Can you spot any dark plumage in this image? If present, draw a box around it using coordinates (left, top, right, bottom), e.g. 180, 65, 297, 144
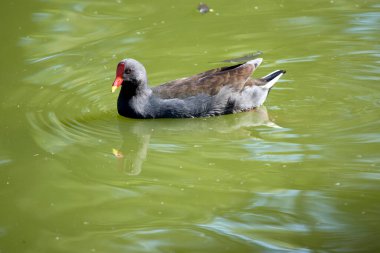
112, 58, 285, 119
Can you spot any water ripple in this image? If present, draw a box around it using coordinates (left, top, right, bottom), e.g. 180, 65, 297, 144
26, 111, 118, 154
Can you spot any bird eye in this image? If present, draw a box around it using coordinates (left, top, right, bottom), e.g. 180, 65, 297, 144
124, 68, 131, 74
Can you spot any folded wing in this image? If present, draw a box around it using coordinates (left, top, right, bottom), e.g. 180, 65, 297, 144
152, 60, 261, 99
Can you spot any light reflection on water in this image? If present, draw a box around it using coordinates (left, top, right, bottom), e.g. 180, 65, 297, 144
26, 106, 287, 174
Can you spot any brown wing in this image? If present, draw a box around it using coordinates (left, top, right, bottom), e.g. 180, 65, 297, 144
152, 62, 255, 99
244, 78, 269, 87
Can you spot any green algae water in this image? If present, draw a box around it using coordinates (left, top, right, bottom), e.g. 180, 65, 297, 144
1, 1, 380, 252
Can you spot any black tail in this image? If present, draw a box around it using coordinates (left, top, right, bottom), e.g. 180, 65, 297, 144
262, 70, 286, 82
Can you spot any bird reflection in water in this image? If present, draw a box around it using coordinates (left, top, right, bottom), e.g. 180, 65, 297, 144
113, 106, 280, 175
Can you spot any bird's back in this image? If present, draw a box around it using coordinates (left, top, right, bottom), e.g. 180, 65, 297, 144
152, 61, 257, 99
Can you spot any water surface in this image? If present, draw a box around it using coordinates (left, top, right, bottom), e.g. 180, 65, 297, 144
1, 1, 380, 252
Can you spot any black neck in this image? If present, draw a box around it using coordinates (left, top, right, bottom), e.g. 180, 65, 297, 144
117, 80, 151, 118
119, 80, 149, 99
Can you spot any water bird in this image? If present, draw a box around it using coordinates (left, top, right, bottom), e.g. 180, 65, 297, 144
112, 58, 285, 119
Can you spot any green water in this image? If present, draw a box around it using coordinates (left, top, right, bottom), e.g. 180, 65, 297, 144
1, 1, 380, 252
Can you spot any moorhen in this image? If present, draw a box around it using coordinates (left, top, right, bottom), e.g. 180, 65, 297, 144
112, 58, 285, 119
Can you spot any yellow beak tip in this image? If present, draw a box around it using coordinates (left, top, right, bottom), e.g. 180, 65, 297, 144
112, 86, 118, 93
